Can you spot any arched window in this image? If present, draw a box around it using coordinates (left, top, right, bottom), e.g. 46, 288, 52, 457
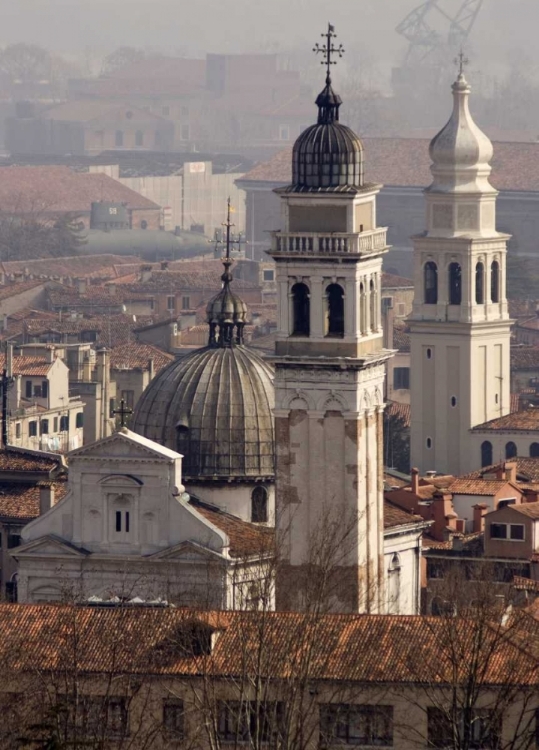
291, 283, 310, 336
481, 441, 493, 467
251, 486, 268, 523
475, 262, 484, 304
424, 262, 438, 304
449, 262, 462, 305
530, 443, 539, 458
176, 424, 189, 456
369, 279, 376, 332
325, 283, 344, 337
505, 441, 517, 459
491, 261, 500, 303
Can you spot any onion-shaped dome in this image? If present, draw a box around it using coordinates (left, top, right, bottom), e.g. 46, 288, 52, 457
429, 73, 495, 194
206, 259, 248, 347
291, 78, 364, 192
131, 346, 274, 480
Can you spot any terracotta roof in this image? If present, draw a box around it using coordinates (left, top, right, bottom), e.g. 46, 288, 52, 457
517, 317, 539, 332
0, 281, 44, 301
22, 313, 156, 348
448, 478, 515, 496
109, 342, 173, 373
119, 268, 260, 293
508, 299, 538, 320
472, 409, 539, 432
0, 167, 159, 215
384, 499, 424, 529
381, 272, 413, 289
189, 497, 273, 558
0, 449, 61, 472
1, 255, 140, 281
0, 604, 534, 684
0, 482, 67, 521
240, 138, 539, 193
506, 502, 539, 519
0, 354, 53, 377
511, 346, 539, 369
386, 400, 411, 427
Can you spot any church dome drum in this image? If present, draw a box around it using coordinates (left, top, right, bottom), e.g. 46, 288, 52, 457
131, 346, 274, 480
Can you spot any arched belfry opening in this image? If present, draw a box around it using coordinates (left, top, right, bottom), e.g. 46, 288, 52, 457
449, 262, 462, 305
325, 283, 345, 337
475, 262, 484, 304
424, 262, 438, 304
491, 261, 500, 303
291, 283, 310, 336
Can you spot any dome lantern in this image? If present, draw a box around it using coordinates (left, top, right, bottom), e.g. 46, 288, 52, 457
206, 199, 248, 347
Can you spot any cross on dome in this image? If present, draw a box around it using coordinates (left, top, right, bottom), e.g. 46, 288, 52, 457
313, 23, 345, 85
454, 49, 469, 78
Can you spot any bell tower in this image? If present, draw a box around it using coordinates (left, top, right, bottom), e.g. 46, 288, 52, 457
409, 62, 512, 476
270, 25, 392, 613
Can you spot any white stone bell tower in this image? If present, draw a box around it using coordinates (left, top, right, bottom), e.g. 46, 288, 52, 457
270, 25, 392, 614
409, 66, 511, 476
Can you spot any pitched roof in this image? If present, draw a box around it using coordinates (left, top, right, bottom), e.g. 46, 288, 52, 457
41, 101, 165, 123
0, 167, 159, 215
472, 409, 539, 432
1, 255, 140, 281
189, 497, 273, 558
516, 317, 539, 332
381, 272, 413, 289
239, 138, 539, 193
0, 280, 44, 301
0, 481, 67, 521
393, 324, 411, 352
448, 478, 516, 496
0, 604, 534, 685
383, 499, 424, 529
22, 313, 156, 348
109, 342, 174, 373
504, 502, 539, 519
386, 400, 411, 427
0, 448, 61, 472
0, 354, 54, 377
511, 346, 539, 370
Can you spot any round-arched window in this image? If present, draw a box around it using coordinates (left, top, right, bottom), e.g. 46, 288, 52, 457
481, 441, 493, 467
505, 441, 517, 460
530, 443, 539, 458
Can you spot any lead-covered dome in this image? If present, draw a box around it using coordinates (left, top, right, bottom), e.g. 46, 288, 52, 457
291, 79, 364, 192
132, 345, 274, 481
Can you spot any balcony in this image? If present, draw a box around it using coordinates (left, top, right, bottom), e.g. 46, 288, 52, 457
271, 228, 388, 257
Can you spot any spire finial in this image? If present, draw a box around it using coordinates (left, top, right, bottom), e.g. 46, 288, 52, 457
313, 22, 344, 86
454, 49, 469, 78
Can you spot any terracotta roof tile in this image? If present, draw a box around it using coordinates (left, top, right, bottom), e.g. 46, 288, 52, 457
189, 497, 273, 558
0, 281, 44, 301
386, 400, 411, 427
392, 324, 410, 352
507, 502, 539, 519
1, 255, 140, 281
0, 354, 53, 377
384, 499, 424, 529
448, 478, 513, 496
0, 449, 61, 472
472, 409, 539, 432
109, 342, 173, 373
381, 272, 413, 288
511, 346, 539, 369
517, 317, 539, 332
23, 313, 155, 348
511, 393, 522, 413
0, 482, 67, 521
240, 138, 539, 193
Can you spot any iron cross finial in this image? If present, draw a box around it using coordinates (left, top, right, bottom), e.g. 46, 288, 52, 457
113, 398, 133, 428
455, 49, 469, 76
313, 23, 344, 84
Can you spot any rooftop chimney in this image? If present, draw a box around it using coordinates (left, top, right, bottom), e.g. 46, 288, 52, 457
39, 483, 55, 515
411, 467, 419, 495
473, 503, 488, 533
505, 461, 517, 484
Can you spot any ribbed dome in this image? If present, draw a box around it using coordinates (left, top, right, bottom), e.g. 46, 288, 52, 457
291, 80, 364, 192
131, 346, 274, 480
429, 73, 495, 194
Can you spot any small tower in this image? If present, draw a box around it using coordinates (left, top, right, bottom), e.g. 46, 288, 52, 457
269, 25, 392, 613
409, 60, 512, 476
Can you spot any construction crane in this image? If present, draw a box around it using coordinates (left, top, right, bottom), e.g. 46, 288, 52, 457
396, 0, 483, 67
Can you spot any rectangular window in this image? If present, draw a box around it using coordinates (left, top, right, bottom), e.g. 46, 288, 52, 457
7, 534, 21, 549
76, 412, 84, 429
490, 523, 507, 539
60, 415, 69, 432
41, 419, 49, 435
263, 269, 275, 281
393, 367, 410, 390
125, 511, 130, 533
428, 707, 500, 749
510, 524, 525, 541
25, 380, 32, 399
180, 105, 189, 117
115, 511, 130, 534
218, 701, 285, 744
182, 296, 190, 310
135, 130, 144, 146
320, 705, 393, 747
41, 380, 48, 398
53, 417, 58, 433
28, 421, 37, 437
15, 423, 21, 439
116, 511, 122, 533
68, 696, 128, 739
427, 559, 444, 580
163, 700, 184, 737
167, 295, 175, 311
33, 385, 42, 398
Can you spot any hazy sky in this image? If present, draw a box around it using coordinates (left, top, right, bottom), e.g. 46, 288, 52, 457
1, 0, 534, 71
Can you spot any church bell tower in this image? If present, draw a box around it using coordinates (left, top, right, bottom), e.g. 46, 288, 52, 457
269, 26, 392, 613
409, 61, 512, 476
